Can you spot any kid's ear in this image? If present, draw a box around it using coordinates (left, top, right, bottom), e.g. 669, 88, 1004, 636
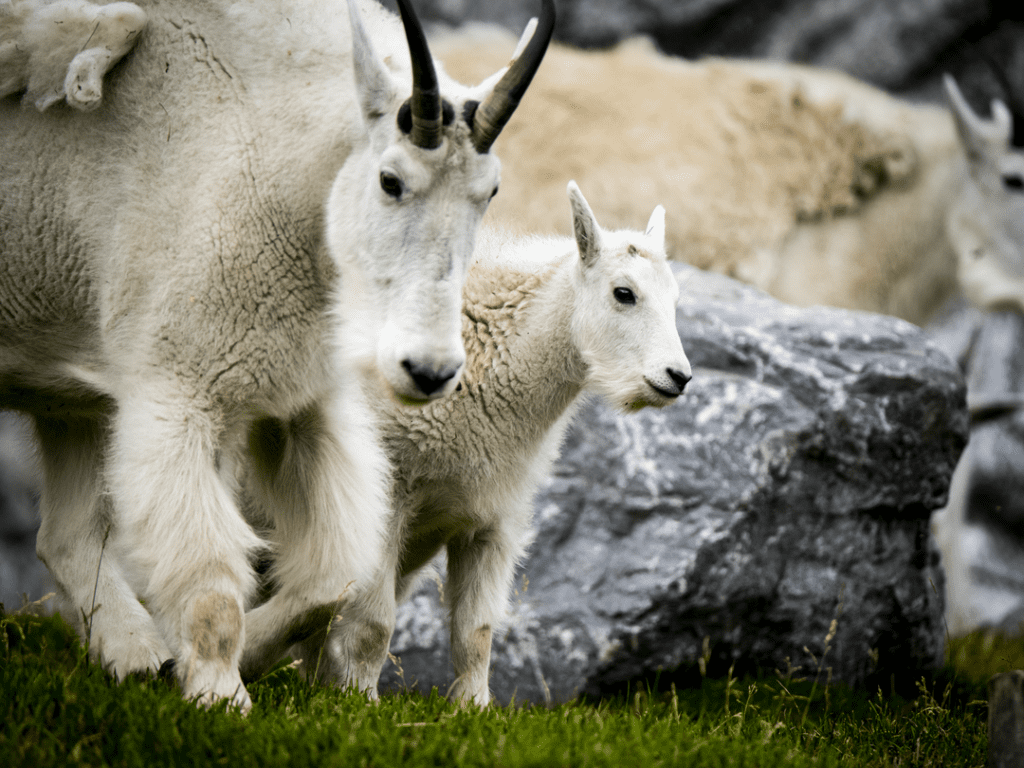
568, 180, 602, 265
348, 0, 398, 123
646, 205, 666, 249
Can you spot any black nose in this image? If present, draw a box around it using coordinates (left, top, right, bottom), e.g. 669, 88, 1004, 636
667, 367, 691, 394
402, 359, 459, 397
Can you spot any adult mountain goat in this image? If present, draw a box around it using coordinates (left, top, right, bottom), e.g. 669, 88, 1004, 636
298, 181, 690, 705
434, 28, 1024, 325
0, 0, 554, 710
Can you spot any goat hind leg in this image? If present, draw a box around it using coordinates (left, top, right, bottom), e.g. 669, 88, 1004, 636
33, 416, 171, 677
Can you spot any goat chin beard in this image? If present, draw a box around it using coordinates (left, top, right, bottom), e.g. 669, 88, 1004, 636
620, 389, 663, 412
587, 373, 666, 413
622, 384, 681, 412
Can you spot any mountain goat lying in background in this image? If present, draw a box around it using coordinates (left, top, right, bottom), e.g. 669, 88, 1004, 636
434, 27, 1024, 326
927, 74, 1024, 636
286, 181, 691, 705
0, 0, 553, 711
0, 0, 147, 110
941, 74, 1024, 315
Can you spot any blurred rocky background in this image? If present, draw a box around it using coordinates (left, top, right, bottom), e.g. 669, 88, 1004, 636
0, 412, 45, 610
394, 0, 1024, 108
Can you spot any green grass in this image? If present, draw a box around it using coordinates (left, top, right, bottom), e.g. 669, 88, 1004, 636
1, 603, 1010, 768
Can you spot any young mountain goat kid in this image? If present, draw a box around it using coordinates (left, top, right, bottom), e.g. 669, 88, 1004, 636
312, 181, 691, 705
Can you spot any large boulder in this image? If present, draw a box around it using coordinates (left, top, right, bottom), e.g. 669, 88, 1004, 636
379, 265, 968, 704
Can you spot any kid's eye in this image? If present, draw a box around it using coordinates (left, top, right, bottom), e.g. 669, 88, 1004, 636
380, 172, 403, 199
613, 287, 636, 305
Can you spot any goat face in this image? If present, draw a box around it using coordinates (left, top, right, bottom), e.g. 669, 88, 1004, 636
945, 74, 1024, 312
567, 181, 692, 411
328, 0, 553, 404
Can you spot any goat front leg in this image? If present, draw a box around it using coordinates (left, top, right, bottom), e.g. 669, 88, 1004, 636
107, 388, 261, 712
445, 522, 521, 707
240, 391, 390, 691
34, 415, 172, 677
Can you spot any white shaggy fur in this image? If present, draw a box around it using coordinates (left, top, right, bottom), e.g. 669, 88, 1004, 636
0, 0, 147, 111
1, 0, 550, 711
322, 182, 691, 705
433, 28, 1024, 325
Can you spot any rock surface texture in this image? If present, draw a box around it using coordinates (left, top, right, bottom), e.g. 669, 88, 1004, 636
379, 265, 968, 704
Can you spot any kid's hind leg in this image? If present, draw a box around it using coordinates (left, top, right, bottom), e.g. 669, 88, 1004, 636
33, 416, 172, 677
241, 392, 390, 691
107, 389, 261, 712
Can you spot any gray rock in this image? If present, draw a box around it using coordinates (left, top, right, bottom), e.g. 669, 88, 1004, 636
380, 265, 968, 704
0, 411, 49, 611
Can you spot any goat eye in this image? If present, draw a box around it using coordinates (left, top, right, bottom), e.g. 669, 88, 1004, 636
489, 185, 499, 201
1003, 173, 1024, 192
380, 172, 403, 199
613, 287, 636, 305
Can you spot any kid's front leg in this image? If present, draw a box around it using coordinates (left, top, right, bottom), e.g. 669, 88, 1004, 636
445, 523, 520, 707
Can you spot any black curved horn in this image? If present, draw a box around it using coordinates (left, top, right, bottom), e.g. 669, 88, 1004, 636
469, 0, 555, 154
395, 0, 442, 149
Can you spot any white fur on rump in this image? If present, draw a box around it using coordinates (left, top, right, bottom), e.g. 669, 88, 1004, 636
0, 0, 147, 111
1, 0, 549, 712
330, 182, 691, 706
433, 27, 1024, 326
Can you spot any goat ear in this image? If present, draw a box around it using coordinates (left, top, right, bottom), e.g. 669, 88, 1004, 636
944, 74, 1011, 165
645, 205, 666, 249
348, 0, 397, 123
568, 181, 602, 265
